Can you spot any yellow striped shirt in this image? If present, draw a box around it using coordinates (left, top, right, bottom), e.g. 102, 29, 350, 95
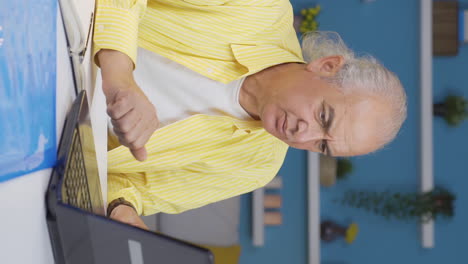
94, 0, 304, 83
94, 0, 303, 215
107, 115, 288, 215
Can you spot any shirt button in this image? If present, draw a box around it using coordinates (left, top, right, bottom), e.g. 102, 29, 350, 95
97, 24, 105, 32
207, 68, 214, 74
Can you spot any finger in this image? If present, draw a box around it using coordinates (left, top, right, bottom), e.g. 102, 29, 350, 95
107, 102, 133, 120
117, 117, 148, 149
111, 109, 141, 134
128, 218, 149, 230
130, 121, 158, 152
107, 91, 134, 119
113, 126, 138, 148
131, 147, 147, 162
128, 120, 158, 162
137, 222, 150, 230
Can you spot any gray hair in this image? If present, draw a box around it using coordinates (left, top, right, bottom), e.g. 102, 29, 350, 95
302, 31, 407, 150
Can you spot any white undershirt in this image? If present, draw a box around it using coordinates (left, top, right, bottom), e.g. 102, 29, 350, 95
129, 47, 253, 128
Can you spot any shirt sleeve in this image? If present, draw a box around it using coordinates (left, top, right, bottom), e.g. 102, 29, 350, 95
107, 139, 285, 216
93, 0, 147, 67
107, 172, 144, 215
108, 166, 266, 216
181, 0, 229, 5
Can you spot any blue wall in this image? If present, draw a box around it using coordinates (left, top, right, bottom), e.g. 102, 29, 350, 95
240, 1, 468, 263
239, 148, 308, 264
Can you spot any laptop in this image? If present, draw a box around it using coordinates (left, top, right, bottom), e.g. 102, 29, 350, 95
46, 90, 214, 264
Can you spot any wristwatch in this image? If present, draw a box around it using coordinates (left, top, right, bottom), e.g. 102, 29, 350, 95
107, 197, 137, 216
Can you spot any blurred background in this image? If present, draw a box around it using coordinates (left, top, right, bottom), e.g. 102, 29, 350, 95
238, 1, 468, 264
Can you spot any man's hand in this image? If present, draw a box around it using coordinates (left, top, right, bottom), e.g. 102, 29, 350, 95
98, 49, 159, 161
105, 79, 158, 161
109, 204, 149, 230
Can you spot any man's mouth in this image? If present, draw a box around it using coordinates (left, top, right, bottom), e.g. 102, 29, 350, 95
282, 114, 287, 136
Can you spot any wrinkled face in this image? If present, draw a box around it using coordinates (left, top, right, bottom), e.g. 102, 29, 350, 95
259, 62, 389, 157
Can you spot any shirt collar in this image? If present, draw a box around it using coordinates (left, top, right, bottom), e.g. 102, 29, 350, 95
230, 43, 305, 78
232, 118, 263, 130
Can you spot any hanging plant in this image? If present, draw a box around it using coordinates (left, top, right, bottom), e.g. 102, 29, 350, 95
433, 94, 468, 126
338, 187, 455, 222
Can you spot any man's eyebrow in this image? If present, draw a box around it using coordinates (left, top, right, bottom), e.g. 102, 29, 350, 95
325, 103, 335, 133
324, 103, 335, 157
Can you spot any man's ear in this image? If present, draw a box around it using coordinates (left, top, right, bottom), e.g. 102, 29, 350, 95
306, 56, 345, 77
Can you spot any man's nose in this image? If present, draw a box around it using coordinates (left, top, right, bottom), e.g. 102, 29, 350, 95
288, 120, 322, 143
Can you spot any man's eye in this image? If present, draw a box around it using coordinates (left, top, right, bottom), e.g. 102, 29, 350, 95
320, 140, 327, 153
320, 111, 326, 124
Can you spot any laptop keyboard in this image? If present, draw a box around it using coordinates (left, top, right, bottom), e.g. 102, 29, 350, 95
62, 130, 93, 212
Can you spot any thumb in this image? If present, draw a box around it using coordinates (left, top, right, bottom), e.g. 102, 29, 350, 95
131, 147, 148, 162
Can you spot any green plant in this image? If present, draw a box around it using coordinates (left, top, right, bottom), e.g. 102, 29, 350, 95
299, 5, 321, 34
339, 187, 455, 222
433, 95, 468, 126
336, 158, 353, 180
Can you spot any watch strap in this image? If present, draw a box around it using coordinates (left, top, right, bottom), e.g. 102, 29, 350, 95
107, 197, 137, 216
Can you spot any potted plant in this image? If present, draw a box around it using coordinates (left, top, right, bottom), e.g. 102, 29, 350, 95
336, 158, 353, 180
321, 220, 359, 244
433, 94, 468, 126
294, 5, 321, 34
338, 187, 455, 222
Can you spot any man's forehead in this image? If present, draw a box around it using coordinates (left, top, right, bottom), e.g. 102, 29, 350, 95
326, 94, 350, 156
341, 96, 387, 156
